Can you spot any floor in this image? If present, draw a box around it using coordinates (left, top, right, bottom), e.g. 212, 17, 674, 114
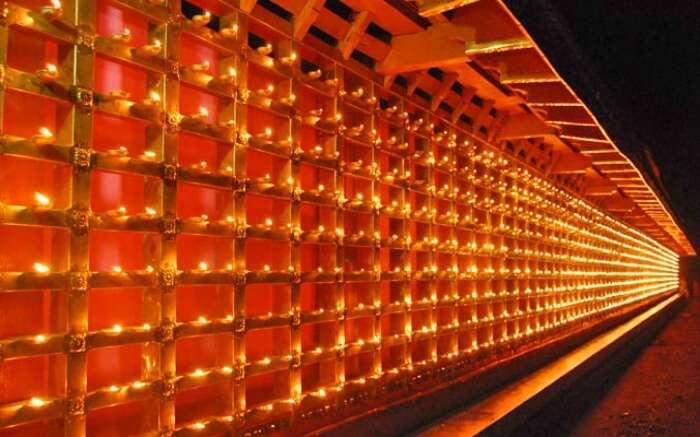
410, 297, 700, 437
566, 297, 700, 437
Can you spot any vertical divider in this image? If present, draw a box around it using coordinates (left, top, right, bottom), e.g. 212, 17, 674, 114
233, 9, 250, 431
65, 2, 95, 435
334, 63, 346, 401
158, 0, 182, 432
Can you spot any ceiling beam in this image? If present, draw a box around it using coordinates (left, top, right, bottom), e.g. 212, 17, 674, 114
339, 10, 373, 60
240, 0, 257, 13
407, 70, 428, 95
384, 74, 396, 89
583, 182, 618, 197
464, 37, 533, 55
377, 23, 475, 75
495, 113, 557, 141
472, 99, 494, 134
501, 75, 559, 84
451, 85, 476, 123
603, 194, 636, 212
560, 134, 609, 143
549, 152, 592, 175
417, 0, 481, 17
293, 0, 325, 40
430, 72, 458, 111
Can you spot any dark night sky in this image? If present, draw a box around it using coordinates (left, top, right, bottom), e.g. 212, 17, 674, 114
550, 1, 700, 252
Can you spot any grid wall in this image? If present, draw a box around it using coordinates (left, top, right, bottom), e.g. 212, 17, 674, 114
0, 0, 680, 435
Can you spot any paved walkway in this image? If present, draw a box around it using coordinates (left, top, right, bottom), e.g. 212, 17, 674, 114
567, 298, 700, 437
410, 297, 700, 437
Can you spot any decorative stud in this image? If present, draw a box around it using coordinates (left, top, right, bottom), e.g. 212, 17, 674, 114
71, 86, 93, 110
69, 271, 89, 294
162, 164, 177, 183
165, 112, 181, 134
161, 214, 178, 238
158, 320, 175, 343
233, 317, 245, 333
69, 208, 90, 235
161, 377, 176, 400
66, 396, 85, 416
71, 146, 92, 169
77, 29, 95, 50
65, 333, 86, 353
159, 268, 177, 291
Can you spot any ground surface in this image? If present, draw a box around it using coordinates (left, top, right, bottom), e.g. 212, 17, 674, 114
411, 298, 700, 437
565, 298, 700, 437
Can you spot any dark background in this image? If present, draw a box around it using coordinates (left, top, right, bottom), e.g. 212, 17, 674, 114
553, 1, 700, 280
507, 0, 700, 278
553, 1, 700, 248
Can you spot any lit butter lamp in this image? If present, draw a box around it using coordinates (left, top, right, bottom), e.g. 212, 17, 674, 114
255, 83, 275, 98
305, 68, 322, 80
181, 60, 214, 91
208, 66, 237, 90
256, 43, 273, 56
31, 127, 55, 145
106, 205, 128, 217
189, 160, 211, 174
33, 192, 51, 208
302, 108, 323, 125
129, 90, 163, 119
98, 89, 134, 115
111, 28, 132, 44
34, 63, 68, 96
132, 39, 162, 58
180, 106, 211, 132
270, 92, 296, 113
106, 145, 130, 157
382, 104, 399, 117
253, 173, 275, 191
278, 92, 296, 107
41, 0, 63, 19
254, 127, 275, 144
191, 11, 211, 28
324, 77, 339, 89
35, 63, 58, 84
219, 23, 239, 39
278, 51, 297, 66
318, 113, 342, 131
344, 123, 365, 138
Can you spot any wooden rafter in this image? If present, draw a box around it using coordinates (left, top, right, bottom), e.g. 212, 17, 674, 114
450, 85, 476, 123
549, 152, 592, 175
339, 10, 372, 60
488, 111, 508, 142
500, 75, 559, 84
583, 181, 618, 196
293, 0, 325, 40
430, 72, 458, 111
407, 70, 428, 95
464, 37, 533, 55
603, 194, 636, 212
240, 0, 257, 13
495, 113, 557, 141
417, 0, 482, 17
377, 23, 475, 75
472, 98, 494, 134
384, 74, 397, 89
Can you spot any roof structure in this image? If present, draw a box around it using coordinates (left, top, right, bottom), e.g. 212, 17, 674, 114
245, 0, 695, 255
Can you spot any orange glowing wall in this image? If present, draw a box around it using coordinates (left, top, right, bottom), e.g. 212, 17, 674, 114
0, 0, 680, 435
